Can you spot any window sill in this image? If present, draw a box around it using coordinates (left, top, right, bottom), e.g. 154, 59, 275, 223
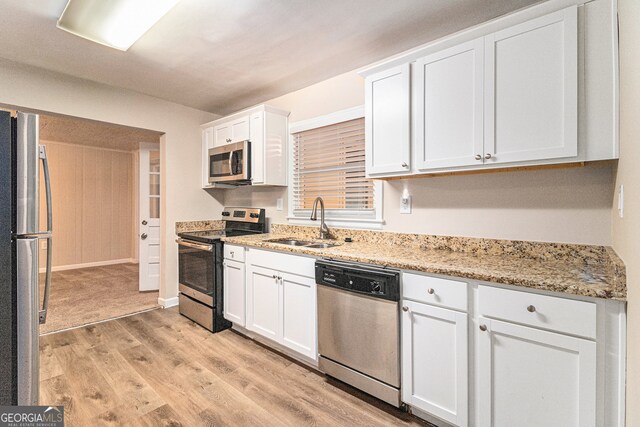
286, 216, 385, 230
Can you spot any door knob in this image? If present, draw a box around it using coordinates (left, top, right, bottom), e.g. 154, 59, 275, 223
427, 288, 435, 295
402, 306, 409, 312
142, 220, 148, 225
141, 233, 148, 240
479, 324, 487, 331
485, 153, 493, 159
475, 154, 482, 160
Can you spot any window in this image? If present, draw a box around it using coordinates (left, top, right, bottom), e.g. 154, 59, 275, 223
288, 107, 383, 228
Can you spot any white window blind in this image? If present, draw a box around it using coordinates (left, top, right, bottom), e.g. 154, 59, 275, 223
292, 117, 375, 213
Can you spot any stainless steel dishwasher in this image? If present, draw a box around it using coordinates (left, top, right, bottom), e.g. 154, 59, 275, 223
315, 259, 401, 407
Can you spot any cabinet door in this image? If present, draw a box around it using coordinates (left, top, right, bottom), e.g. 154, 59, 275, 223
249, 112, 264, 184
214, 123, 231, 147
202, 127, 214, 187
223, 259, 245, 326
484, 7, 577, 165
246, 265, 280, 341
281, 272, 317, 360
365, 63, 411, 176
231, 116, 250, 142
415, 38, 484, 170
477, 317, 596, 427
402, 301, 468, 426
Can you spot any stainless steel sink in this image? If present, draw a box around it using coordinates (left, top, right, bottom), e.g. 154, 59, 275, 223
266, 238, 339, 249
305, 243, 339, 249
266, 238, 315, 246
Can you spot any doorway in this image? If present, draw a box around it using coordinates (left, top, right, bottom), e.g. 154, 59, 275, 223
35, 113, 164, 334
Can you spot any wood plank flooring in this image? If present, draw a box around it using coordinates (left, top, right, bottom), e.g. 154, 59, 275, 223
39, 263, 158, 334
40, 307, 432, 426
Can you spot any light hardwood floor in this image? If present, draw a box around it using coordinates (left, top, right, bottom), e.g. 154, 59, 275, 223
39, 263, 158, 334
40, 307, 432, 426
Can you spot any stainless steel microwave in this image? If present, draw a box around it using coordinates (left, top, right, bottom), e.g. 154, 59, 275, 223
208, 140, 251, 184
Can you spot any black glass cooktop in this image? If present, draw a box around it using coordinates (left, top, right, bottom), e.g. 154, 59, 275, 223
178, 229, 260, 244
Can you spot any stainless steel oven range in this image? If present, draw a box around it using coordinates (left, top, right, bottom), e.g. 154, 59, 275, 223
176, 207, 266, 332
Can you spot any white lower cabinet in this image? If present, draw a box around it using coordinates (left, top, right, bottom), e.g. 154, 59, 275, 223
245, 249, 317, 361
281, 272, 317, 358
223, 259, 246, 326
246, 265, 280, 340
477, 317, 596, 427
402, 300, 468, 427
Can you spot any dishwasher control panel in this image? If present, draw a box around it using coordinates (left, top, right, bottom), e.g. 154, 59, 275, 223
315, 260, 400, 302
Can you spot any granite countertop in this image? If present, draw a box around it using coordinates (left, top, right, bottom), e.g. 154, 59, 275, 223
222, 227, 626, 301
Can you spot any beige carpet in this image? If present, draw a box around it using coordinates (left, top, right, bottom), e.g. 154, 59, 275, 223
39, 263, 159, 335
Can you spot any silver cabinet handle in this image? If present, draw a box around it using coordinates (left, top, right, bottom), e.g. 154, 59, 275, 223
527, 305, 536, 313
485, 153, 492, 159
230, 251, 234, 256
401, 162, 408, 168
272, 274, 277, 279
226, 138, 232, 142
479, 324, 487, 331
141, 233, 148, 240
427, 288, 435, 295
402, 306, 409, 312
142, 220, 148, 225
475, 154, 482, 160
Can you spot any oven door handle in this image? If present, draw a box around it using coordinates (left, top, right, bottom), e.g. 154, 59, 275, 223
176, 238, 214, 252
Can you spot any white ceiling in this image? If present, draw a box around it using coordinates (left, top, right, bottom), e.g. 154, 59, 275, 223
0, 0, 540, 115
40, 114, 161, 151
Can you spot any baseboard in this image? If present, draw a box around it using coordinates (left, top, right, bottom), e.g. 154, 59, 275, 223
39, 258, 137, 273
158, 296, 179, 308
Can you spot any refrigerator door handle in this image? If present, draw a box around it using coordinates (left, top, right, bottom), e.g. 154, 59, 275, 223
38, 145, 52, 325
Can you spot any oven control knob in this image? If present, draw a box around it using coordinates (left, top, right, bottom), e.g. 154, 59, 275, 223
371, 281, 381, 293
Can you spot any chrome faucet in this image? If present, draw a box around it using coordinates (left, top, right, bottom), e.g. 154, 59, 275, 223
310, 197, 329, 239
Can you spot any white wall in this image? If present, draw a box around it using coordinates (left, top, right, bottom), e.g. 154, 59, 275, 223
0, 58, 222, 304
613, 0, 640, 424
226, 70, 614, 245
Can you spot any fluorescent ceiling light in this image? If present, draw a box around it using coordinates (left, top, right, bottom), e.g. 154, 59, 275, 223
57, 0, 181, 51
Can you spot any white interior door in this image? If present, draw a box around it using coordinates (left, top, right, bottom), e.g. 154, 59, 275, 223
139, 146, 160, 292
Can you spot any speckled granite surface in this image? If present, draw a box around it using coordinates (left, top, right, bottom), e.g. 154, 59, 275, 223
223, 225, 627, 301
175, 220, 225, 234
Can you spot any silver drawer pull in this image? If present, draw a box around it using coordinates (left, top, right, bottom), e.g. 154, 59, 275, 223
427, 288, 435, 295
230, 251, 234, 256
527, 305, 536, 313
402, 306, 409, 312
479, 324, 487, 331
475, 154, 482, 160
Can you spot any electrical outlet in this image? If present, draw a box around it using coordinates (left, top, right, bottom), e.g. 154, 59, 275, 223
400, 194, 412, 214
618, 184, 624, 218
276, 198, 283, 211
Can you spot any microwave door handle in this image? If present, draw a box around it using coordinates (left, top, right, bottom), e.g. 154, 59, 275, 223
228, 151, 234, 175
39, 145, 52, 324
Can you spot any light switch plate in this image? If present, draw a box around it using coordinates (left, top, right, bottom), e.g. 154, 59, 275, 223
400, 195, 412, 214
276, 198, 283, 211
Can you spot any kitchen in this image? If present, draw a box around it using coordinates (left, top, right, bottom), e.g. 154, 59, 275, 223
0, 0, 637, 426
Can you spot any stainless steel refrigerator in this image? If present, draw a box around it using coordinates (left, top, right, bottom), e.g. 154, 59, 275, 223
0, 111, 52, 405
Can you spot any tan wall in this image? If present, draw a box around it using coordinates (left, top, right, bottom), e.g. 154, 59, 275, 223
227, 71, 614, 245
613, 0, 640, 423
39, 140, 136, 268
0, 58, 221, 303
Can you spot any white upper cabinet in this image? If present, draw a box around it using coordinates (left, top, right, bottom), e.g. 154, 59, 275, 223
201, 105, 289, 188
365, 64, 411, 176
360, 1, 617, 177
415, 38, 484, 170
484, 7, 577, 165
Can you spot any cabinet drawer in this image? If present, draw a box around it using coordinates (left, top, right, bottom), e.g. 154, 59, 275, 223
402, 273, 468, 312
224, 245, 245, 263
478, 285, 596, 339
